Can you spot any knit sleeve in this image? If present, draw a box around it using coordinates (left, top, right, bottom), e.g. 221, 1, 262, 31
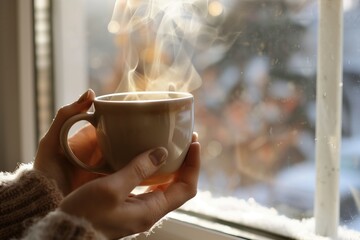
0, 164, 110, 240
0, 163, 63, 239
23, 210, 107, 240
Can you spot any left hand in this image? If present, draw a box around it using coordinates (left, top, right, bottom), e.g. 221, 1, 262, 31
34, 89, 103, 196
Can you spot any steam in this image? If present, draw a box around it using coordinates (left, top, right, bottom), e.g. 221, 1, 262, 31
108, 0, 234, 93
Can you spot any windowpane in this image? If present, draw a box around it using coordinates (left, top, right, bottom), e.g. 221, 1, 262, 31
83, 0, 360, 234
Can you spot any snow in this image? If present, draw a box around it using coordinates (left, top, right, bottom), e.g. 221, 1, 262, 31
180, 191, 360, 240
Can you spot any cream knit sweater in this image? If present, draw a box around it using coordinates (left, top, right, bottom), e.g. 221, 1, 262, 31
0, 163, 106, 240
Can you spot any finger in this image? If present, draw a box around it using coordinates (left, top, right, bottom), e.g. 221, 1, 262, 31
107, 147, 168, 195
42, 89, 95, 149
177, 141, 201, 183
129, 143, 200, 223
146, 133, 199, 193
192, 132, 199, 142
162, 142, 201, 210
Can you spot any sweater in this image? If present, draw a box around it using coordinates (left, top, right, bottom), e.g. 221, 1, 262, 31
0, 163, 106, 240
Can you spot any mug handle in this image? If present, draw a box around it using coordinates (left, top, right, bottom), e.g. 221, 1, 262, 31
60, 112, 106, 174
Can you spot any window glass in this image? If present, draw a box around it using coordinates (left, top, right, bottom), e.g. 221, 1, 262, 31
84, 0, 360, 232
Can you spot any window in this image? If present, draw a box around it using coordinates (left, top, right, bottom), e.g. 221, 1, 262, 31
36, 0, 360, 239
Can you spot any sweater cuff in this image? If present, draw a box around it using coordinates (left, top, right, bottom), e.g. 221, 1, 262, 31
24, 210, 107, 240
0, 163, 63, 239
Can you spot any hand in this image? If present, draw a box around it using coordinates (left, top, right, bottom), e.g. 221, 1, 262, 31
34, 89, 103, 196
34, 88, 201, 239
59, 133, 200, 239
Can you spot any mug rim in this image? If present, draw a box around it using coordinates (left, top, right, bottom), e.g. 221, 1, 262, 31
95, 91, 193, 103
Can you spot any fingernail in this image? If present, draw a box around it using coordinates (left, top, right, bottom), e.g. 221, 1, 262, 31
77, 90, 90, 104
193, 132, 199, 142
149, 147, 168, 166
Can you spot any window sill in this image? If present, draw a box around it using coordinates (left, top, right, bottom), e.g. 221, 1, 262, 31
136, 190, 360, 240
135, 211, 290, 240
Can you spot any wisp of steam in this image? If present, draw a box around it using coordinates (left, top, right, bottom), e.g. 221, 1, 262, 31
107, 0, 236, 96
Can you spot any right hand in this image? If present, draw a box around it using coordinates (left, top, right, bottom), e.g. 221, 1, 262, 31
34, 89, 104, 196
59, 133, 201, 239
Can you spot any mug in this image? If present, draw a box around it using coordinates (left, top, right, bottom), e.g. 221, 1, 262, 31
60, 91, 194, 185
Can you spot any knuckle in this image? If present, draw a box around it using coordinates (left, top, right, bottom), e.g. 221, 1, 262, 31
189, 186, 198, 199
37, 134, 52, 150
184, 185, 198, 200
57, 105, 70, 117
38, 136, 47, 148
132, 162, 149, 181
190, 188, 197, 198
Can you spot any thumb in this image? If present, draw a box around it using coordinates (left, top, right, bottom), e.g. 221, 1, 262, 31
42, 89, 95, 149
107, 147, 168, 194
